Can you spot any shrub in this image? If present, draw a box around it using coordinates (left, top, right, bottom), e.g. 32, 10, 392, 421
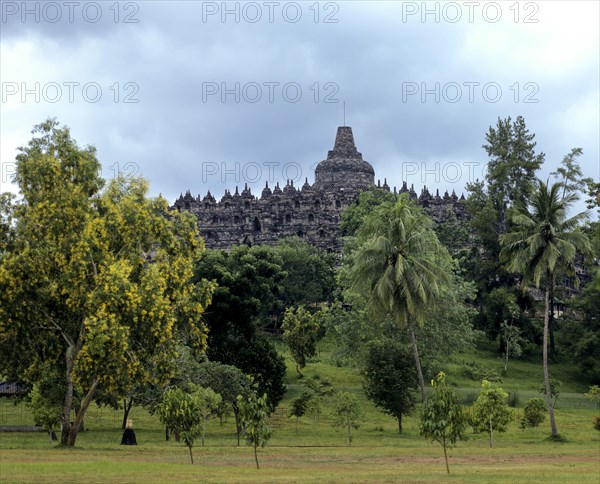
594, 416, 600, 431
520, 398, 546, 428
459, 360, 502, 383
507, 391, 520, 408
459, 390, 479, 406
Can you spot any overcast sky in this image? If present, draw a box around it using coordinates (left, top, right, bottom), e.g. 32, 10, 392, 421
1, 1, 598, 215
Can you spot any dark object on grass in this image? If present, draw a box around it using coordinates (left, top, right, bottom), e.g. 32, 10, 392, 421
121, 428, 137, 445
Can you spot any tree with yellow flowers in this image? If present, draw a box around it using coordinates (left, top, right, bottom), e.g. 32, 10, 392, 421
0, 119, 215, 447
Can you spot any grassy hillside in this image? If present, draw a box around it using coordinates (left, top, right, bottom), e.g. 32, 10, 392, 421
0, 336, 598, 483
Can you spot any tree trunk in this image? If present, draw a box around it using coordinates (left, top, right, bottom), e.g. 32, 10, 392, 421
67, 377, 100, 446
73, 402, 85, 432
443, 436, 449, 474
398, 415, 403, 434
233, 404, 241, 446
543, 279, 559, 437
60, 345, 76, 446
504, 331, 510, 373
295, 363, 303, 378
254, 443, 259, 469
165, 426, 170, 441
407, 317, 427, 408
347, 423, 352, 447
121, 397, 133, 430
549, 285, 556, 353
188, 445, 194, 464
489, 416, 493, 448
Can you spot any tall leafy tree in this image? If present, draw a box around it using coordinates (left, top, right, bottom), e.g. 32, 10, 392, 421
331, 391, 364, 447
559, 284, 600, 383
551, 148, 592, 201
237, 391, 272, 469
413, 271, 480, 374
419, 372, 467, 474
194, 386, 222, 447
193, 245, 287, 411
500, 179, 592, 437
465, 116, 544, 337
281, 305, 323, 377
194, 360, 252, 445
157, 387, 204, 464
0, 119, 214, 446
484, 115, 545, 229
275, 237, 336, 312
472, 380, 512, 448
547, 148, 593, 349
28, 367, 65, 441
362, 339, 417, 433
351, 195, 451, 405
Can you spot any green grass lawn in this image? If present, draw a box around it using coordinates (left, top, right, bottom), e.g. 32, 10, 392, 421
1, 337, 599, 483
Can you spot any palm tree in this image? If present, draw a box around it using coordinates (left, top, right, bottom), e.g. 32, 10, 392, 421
500, 179, 591, 437
351, 196, 451, 405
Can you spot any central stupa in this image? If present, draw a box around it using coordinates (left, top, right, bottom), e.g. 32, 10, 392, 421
313, 126, 375, 191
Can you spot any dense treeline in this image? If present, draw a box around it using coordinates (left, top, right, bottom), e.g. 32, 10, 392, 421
0, 117, 598, 448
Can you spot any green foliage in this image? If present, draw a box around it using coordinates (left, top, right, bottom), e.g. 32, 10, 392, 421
321, 296, 371, 368
540, 379, 562, 407
352, 195, 451, 328
298, 375, 334, 424
0, 192, 16, 255
281, 305, 322, 376
464, 116, 544, 302
507, 391, 520, 408
419, 372, 467, 474
459, 360, 502, 383
288, 392, 310, 431
0, 119, 215, 447
193, 245, 287, 411
520, 398, 547, 428
464, 179, 503, 266
194, 386, 222, 447
585, 385, 600, 410
237, 391, 272, 469
414, 272, 480, 377
594, 416, 600, 431
500, 178, 593, 438
560, 285, 600, 383
362, 339, 417, 433
472, 380, 512, 447
351, 194, 452, 404
194, 360, 251, 433
433, 206, 471, 260
156, 387, 205, 463
339, 187, 397, 236
275, 237, 336, 310
28, 370, 64, 433
477, 287, 533, 345
331, 391, 364, 447
551, 148, 592, 200
483, 115, 545, 215
500, 179, 592, 290
500, 320, 524, 374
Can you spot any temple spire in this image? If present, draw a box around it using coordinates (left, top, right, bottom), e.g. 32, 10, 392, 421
328, 126, 362, 160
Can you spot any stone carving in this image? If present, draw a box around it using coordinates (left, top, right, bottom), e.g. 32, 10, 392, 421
172, 126, 466, 251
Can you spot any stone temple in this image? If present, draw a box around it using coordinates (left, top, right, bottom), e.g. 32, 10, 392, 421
172, 126, 466, 251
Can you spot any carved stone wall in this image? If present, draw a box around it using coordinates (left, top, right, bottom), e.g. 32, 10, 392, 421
172, 126, 466, 251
